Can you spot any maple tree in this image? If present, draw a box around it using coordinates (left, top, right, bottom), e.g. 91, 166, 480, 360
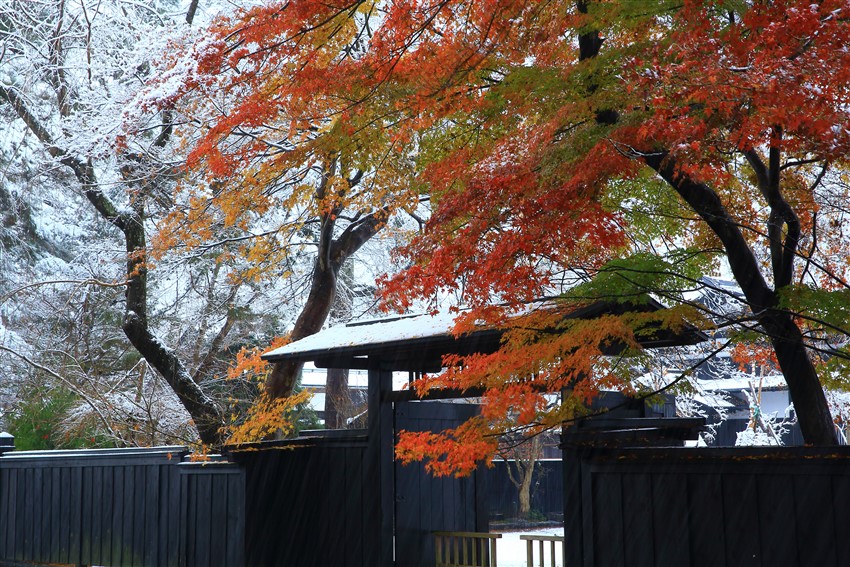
390, 0, 850, 461
154, 0, 850, 467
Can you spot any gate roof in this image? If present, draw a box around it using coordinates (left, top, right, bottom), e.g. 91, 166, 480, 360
262, 299, 706, 372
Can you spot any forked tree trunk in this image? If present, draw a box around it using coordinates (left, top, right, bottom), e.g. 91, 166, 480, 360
646, 153, 837, 445
573, 1, 836, 446
265, 205, 385, 401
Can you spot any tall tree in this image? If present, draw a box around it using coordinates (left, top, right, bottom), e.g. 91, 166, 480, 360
0, 0, 283, 447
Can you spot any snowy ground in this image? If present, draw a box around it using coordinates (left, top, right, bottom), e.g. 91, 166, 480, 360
492, 526, 564, 567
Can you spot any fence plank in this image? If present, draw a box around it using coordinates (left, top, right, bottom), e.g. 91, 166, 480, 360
592, 473, 623, 567
722, 473, 760, 566
652, 473, 690, 567
794, 474, 837, 566
87, 466, 98, 565
687, 473, 725, 567
1, 448, 189, 567
622, 472, 654, 567
756, 475, 797, 566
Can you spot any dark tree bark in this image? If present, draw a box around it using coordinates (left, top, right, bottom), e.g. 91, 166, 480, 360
265, 164, 385, 401
84, 161, 227, 446
324, 367, 351, 429
645, 152, 837, 445
575, 1, 836, 446
265, 210, 385, 398
503, 435, 542, 519
1, 84, 227, 447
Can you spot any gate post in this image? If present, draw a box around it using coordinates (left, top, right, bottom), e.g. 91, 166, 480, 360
367, 358, 394, 567
0, 432, 14, 455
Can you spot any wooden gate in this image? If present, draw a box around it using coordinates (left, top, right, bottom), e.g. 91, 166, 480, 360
394, 401, 488, 567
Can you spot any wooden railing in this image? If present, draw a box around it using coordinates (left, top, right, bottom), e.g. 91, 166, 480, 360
434, 531, 502, 567
520, 535, 564, 567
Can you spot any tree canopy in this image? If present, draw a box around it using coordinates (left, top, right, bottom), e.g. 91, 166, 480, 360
155, 0, 850, 466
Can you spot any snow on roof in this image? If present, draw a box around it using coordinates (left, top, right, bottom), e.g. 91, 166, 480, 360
697, 374, 788, 392
263, 311, 463, 360
264, 298, 707, 370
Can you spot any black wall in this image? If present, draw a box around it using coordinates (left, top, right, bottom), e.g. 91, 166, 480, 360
0, 447, 245, 567
0, 402, 489, 567
485, 460, 564, 519
0, 447, 186, 566
228, 433, 375, 567
564, 445, 850, 567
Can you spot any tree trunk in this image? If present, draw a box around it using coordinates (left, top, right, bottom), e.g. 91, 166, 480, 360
517, 465, 534, 518
324, 367, 351, 429
645, 152, 837, 445
760, 311, 836, 445
572, 6, 835, 446
503, 436, 541, 519
0, 15, 228, 447
265, 208, 386, 400
265, 249, 339, 399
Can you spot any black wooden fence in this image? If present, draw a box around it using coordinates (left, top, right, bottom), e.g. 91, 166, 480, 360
228, 431, 374, 567
0, 446, 244, 567
394, 402, 487, 567
0, 401, 484, 567
9, 414, 850, 567
564, 443, 850, 567
485, 460, 563, 520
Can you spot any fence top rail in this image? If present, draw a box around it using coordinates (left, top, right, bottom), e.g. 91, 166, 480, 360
433, 532, 503, 540
519, 535, 564, 542
570, 445, 850, 461
0, 445, 189, 466
225, 431, 368, 456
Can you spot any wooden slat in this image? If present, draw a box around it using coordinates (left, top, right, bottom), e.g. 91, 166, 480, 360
622, 472, 654, 567
722, 473, 760, 566
652, 472, 690, 566
178, 467, 189, 567
194, 472, 213, 567
22, 467, 33, 561
687, 472, 725, 567
0, 469, 8, 558
167, 462, 181, 566
757, 475, 797, 566
520, 535, 564, 567
226, 470, 245, 567
81, 466, 93, 563
89, 466, 102, 566
35, 466, 47, 564
102, 464, 114, 567
132, 465, 145, 567
209, 473, 228, 566
144, 464, 159, 567
112, 464, 124, 565
69, 466, 82, 564
833, 475, 850, 567
8, 469, 18, 560
433, 532, 501, 567
123, 465, 136, 566
794, 474, 837, 566
345, 446, 365, 567
592, 473, 623, 567
59, 467, 70, 564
